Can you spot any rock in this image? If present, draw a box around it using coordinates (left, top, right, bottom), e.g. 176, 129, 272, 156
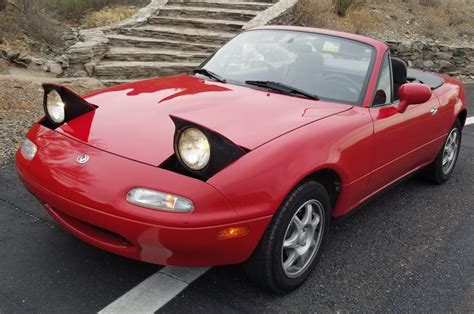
6, 50, 20, 60
453, 56, 466, 62
436, 52, 453, 60
84, 62, 96, 76
412, 41, 424, 53
423, 52, 434, 60
397, 42, 412, 54
47, 61, 63, 76
423, 60, 434, 68
61, 34, 77, 41
440, 63, 458, 74
56, 55, 69, 69
18, 53, 32, 64
453, 49, 466, 57
75, 70, 88, 77
439, 60, 451, 67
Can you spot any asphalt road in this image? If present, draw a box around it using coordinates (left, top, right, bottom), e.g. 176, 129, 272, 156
0, 85, 473, 313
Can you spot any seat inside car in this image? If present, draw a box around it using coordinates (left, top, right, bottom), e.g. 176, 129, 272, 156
285, 41, 323, 92
391, 57, 408, 100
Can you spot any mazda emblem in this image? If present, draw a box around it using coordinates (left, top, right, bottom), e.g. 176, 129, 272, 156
76, 154, 90, 164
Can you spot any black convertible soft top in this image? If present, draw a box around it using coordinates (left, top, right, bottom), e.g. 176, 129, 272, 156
407, 68, 444, 90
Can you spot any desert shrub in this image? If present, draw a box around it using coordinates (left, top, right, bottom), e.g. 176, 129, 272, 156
52, 0, 148, 19
332, 0, 367, 17
82, 5, 137, 28
419, 0, 439, 7
345, 6, 379, 34
294, 0, 333, 27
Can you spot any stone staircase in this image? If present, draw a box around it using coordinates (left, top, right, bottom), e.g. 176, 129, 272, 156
94, 0, 276, 86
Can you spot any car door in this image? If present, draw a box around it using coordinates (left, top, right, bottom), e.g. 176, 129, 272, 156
367, 52, 441, 195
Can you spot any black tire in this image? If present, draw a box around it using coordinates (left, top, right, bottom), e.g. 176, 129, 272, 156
425, 119, 462, 184
243, 181, 331, 294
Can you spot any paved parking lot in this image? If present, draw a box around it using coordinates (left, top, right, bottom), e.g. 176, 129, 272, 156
1, 85, 472, 313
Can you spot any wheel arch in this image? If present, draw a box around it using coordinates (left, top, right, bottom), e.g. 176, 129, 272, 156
301, 168, 342, 212
457, 109, 467, 128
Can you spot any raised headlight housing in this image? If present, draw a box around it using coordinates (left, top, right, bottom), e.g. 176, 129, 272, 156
42, 84, 96, 127
160, 116, 247, 181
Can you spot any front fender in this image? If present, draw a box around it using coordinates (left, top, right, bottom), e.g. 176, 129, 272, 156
208, 106, 374, 220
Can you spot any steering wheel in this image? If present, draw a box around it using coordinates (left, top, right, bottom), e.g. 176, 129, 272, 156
322, 74, 361, 97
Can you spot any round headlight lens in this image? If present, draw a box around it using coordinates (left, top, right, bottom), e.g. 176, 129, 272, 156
177, 128, 211, 170
46, 90, 65, 124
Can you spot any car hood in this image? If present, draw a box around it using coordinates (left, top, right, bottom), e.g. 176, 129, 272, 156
55, 75, 352, 166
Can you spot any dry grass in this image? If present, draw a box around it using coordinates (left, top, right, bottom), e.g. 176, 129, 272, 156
294, 0, 474, 43
81, 5, 138, 28
0, 6, 47, 54
333, 0, 367, 16
295, 0, 379, 34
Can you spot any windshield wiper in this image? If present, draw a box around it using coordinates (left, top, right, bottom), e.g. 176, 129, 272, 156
245, 80, 319, 101
192, 68, 227, 83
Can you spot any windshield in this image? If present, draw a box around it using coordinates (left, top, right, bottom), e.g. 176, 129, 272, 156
200, 29, 375, 104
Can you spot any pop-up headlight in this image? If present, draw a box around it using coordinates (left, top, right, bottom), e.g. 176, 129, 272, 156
42, 83, 96, 127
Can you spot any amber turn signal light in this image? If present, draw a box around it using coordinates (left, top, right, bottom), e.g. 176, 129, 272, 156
217, 226, 250, 240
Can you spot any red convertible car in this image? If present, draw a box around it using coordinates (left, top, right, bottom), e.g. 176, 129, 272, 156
17, 26, 467, 293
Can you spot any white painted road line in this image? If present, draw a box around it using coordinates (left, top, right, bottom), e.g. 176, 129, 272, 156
99, 266, 209, 314
466, 117, 474, 126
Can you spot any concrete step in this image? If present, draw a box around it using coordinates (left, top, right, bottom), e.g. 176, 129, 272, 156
166, 0, 272, 10
148, 16, 245, 32
106, 34, 220, 53
104, 47, 210, 63
95, 61, 199, 79
120, 25, 235, 45
101, 79, 137, 87
158, 5, 259, 21
169, 0, 275, 8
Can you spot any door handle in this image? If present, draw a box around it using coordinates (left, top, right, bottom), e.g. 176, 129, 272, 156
430, 106, 439, 115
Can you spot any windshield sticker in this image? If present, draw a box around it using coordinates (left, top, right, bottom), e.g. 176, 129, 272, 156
322, 41, 340, 53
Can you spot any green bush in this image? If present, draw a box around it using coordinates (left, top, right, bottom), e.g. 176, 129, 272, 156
332, 0, 367, 17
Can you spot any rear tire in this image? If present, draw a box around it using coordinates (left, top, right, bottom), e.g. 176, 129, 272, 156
425, 119, 462, 184
243, 181, 331, 294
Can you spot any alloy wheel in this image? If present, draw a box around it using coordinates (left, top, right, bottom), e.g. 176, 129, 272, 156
281, 199, 325, 278
442, 128, 460, 175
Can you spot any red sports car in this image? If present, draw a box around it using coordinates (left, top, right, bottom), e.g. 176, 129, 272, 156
16, 26, 468, 293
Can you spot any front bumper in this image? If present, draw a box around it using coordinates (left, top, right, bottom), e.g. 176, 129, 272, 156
16, 124, 271, 266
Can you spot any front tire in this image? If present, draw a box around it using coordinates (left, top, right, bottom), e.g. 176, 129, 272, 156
426, 119, 462, 184
244, 181, 331, 294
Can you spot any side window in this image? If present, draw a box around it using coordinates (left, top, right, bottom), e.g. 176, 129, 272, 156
373, 54, 392, 106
